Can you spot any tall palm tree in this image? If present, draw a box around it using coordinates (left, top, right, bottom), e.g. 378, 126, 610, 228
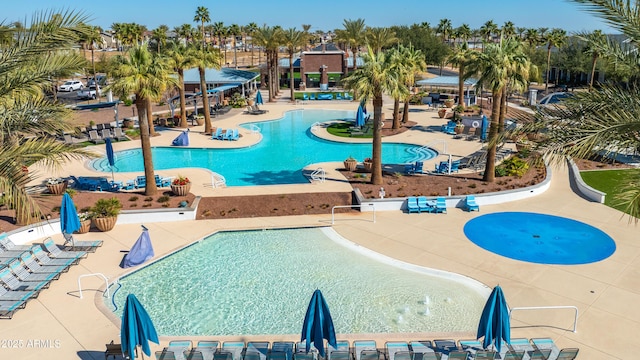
343, 47, 402, 185
228, 24, 241, 68
253, 25, 282, 102
1, 10, 95, 225
449, 42, 474, 107
501, 21, 516, 40
81, 24, 102, 94
110, 46, 176, 196
456, 24, 472, 45
188, 44, 222, 134
479, 20, 498, 47
282, 28, 305, 102
194, 6, 210, 47
544, 28, 567, 92
166, 42, 195, 128
365, 27, 398, 54
465, 38, 530, 182
436, 18, 453, 45
151, 24, 169, 53
175, 23, 195, 44
524, 28, 540, 48
582, 29, 606, 91
342, 18, 366, 71
389, 45, 424, 128
245, 22, 258, 67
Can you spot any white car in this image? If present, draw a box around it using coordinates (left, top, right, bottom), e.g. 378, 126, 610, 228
59, 80, 84, 92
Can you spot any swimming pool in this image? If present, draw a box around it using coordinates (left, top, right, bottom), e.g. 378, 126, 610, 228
463, 212, 616, 265
90, 109, 436, 186
107, 227, 488, 336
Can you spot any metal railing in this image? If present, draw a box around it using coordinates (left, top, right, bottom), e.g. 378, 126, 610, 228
78, 273, 110, 299
421, 139, 448, 155
509, 305, 579, 333
331, 204, 375, 224
211, 173, 226, 188
246, 124, 261, 134
310, 168, 325, 182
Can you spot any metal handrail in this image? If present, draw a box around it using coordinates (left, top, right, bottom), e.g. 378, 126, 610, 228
246, 124, 261, 134
421, 139, 448, 155
78, 273, 110, 299
310, 168, 325, 182
331, 204, 375, 224
509, 305, 579, 333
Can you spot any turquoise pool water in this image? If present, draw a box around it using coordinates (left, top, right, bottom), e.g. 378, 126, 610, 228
90, 109, 436, 186
107, 227, 488, 336
463, 212, 616, 264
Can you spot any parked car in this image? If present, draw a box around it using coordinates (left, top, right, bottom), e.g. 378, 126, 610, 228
59, 80, 84, 92
87, 75, 107, 87
77, 85, 100, 100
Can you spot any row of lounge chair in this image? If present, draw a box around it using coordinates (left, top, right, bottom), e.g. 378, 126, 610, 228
405, 162, 424, 175
150, 339, 578, 360
302, 92, 353, 101
71, 175, 172, 192
407, 196, 479, 213
244, 105, 268, 115
0, 235, 100, 319
212, 128, 240, 141
434, 160, 460, 174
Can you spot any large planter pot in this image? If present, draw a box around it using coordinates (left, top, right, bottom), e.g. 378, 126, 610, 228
438, 109, 447, 118
76, 219, 91, 234
195, 117, 205, 126
171, 183, 192, 196
46, 181, 68, 195
454, 125, 465, 134
343, 159, 357, 171
444, 99, 455, 108
122, 118, 134, 128
93, 216, 117, 232
363, 161, 373, 172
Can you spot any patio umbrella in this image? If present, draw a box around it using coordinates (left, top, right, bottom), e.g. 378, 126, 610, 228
477, 285, 510, 353
121, 294, 159, 359
60, 193, 81, 236
122, 226, 155, 268
359, 99, 367, 115
356, 105, 365, 128
105, 138, 115, 182
480, 115, 489, 141
301, 289, 336, 357
255, 91, 263, 105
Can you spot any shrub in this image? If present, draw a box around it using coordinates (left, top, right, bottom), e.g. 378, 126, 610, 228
128, 196, 139, 202
496, 156, 530, 177
90, 197, 122, 218
157, 195, 170, 203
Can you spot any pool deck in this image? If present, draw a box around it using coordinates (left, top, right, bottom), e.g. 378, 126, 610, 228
9, 98, 640, 359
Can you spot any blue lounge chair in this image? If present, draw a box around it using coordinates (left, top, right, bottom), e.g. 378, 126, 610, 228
303, 93, 309, 101
214, 352, 234, 360
0, 266, 48, 292
165, 340, 192, 360
354, 340, 376, 360
156, 350, 178, 360
123, 180, 135, 190
531, 338, 559, 360
310, 93, 316, 100
503, 350, 525, 360
62, 232, 103, 252
135, 175, 146, 188
21, 251, 69, 274
222, 342, 245, 360
0, 287, 33, 319
556, 348, 579, 360
385, 342, 409, 360
406, 197, 420, 213
41, 238, 86, 262
344, 92, 353, 100
212, 127, 223, 140
293, 353, 315, 360
433, 340, 458, 354
336, 93, 343, 100
271, 342, 294, 360
404, 164, 414, 175
435, 197, 447, 213
414, 161, 424, 174
230, 128, 240, 141
464, 195, 480, 212
474, 350, 496, 360
328, 340, 351, 360
0, 234, 31, 251
247, 341, 270, 360
194, 340, 219, 360
8, 259, 59, 284
154, 174, 171, 187
417, 196, 434, 213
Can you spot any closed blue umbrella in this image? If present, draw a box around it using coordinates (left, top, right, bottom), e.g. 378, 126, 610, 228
301, 290, 336, 357
481, 115, 489, 141
359, 99, 367, 114
60, 193, 81, 236
255, 91, 264, 105
477, 285, 510, 353
105, 138, 115, 181
121, 294, 159, 359
123, 228, 155, 268
356, 105, 365, 128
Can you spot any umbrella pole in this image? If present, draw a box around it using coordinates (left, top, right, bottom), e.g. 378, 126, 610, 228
111, 166, 115, 183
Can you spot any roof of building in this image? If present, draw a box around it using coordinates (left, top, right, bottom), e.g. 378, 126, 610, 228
416, 76, 478, 88
182, 67, 259, 84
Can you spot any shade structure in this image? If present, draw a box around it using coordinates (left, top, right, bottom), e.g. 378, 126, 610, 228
301, 289, 336, 357
481, 115, 489, 141
121, 294, 159, 359
356, 105, 365, 128
60, 193, 81, 235
477, 285, 510, 353
105, 138, 115, 181
255, 91, 263, 105
123, 228, 155, 268
171, 130, 189, 146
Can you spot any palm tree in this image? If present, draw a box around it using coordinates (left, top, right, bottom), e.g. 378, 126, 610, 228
228, 24, 241, 68
81, 24, 102, 93
524, 28, 540, 48
0, 10, 96, 225
465, 38, 530, 182
253, 25, 282, 102
188, 44, 222, 134
582, 29, 606, 91
245, 22, 258, 67
166, 42, 195, 128
389, 45, 425, 128
365, 27, 398, 54
343, 47, 402, 185
456, 24, 472, 45
175, 23, 195, 44
151, 24, 169, 53
194, 6, 210, 47
479, 20, 498, 47
436, 18, 453, 45
342, 18, 366, 71
501, 21, 516, 40
109, 46, 176, 196
448, 42, 474, 107
282, 28, 305, 102
543, 28, 567, 92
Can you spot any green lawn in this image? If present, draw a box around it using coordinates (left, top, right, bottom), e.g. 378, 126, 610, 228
580, 168, 640, 214
326, 122, 372, 138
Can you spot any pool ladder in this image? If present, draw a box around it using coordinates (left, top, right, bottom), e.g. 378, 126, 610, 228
310, 168, 325, 182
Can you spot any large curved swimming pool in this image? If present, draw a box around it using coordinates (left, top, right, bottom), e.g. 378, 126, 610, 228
90, 109, 436, 186
107, 227, 489, 336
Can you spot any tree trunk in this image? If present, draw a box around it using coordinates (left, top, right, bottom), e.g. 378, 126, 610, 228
545, 46, 552, 93
392, 98, 400, 129
589, 54, 597, 92
289, 53, 295, 102
199, 66, 212, 134
482, 87, 502, 183
146, 100, 158, 137
402, 97, 410, 123
137, 97, 158, 196
178, 70, 188, 128
458, 64, 465, 106
370, 96, 384, 185
499, 87, 507, 131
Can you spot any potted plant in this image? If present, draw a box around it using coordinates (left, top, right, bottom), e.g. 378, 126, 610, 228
363, 157, 373, 172
90, 197, 121, 232
453, 105, 465, 134
76, 212, 92, 234
171, 175, 191, 196
343, 156, 357, 171
122, 118, 134, 128
195, 115, 205, 126
46, 177, 68, 195
437, 108, 447, 118
444, 98, 455, 108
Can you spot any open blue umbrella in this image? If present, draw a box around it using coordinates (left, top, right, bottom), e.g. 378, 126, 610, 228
477, 285, 510, 353
121, 294, 159, 359
481, 115, 489, 141
255, 91, 263, 105
105, 138, 115, 181
301, 290, 336, 357
355, 105, 365, 128
60, 193, 81, 236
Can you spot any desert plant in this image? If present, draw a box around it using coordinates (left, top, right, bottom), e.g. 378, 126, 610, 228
90, 197, 122, 218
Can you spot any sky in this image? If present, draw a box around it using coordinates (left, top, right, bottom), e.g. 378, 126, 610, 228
2, 0, 616, 34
